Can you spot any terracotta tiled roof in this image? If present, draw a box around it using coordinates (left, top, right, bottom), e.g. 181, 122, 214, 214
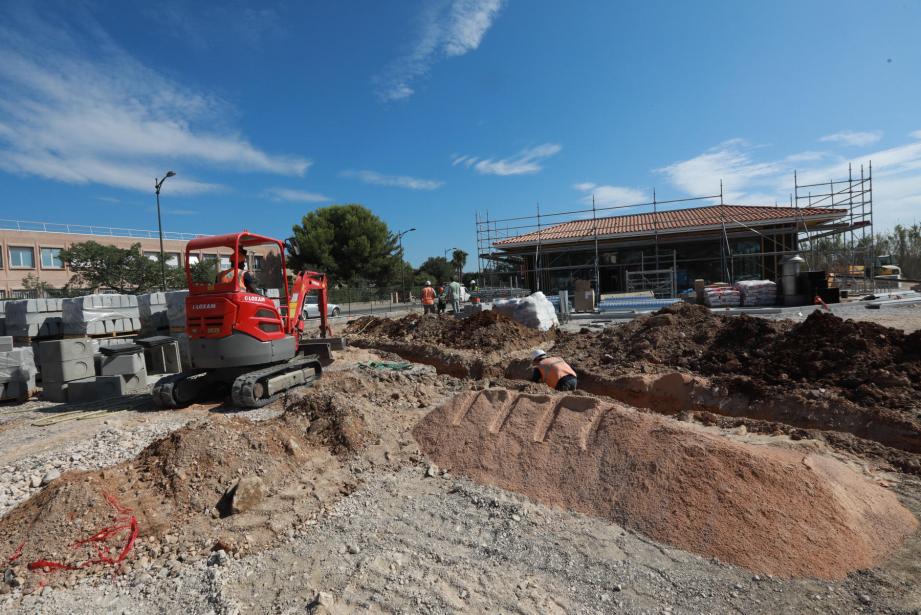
493, 204, 845, 247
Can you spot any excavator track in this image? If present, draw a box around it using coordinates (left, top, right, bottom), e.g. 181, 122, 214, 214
152, 371, 210, 409
230, 354, 322, 408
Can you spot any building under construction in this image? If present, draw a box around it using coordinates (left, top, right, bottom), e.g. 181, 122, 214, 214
477, 165, 874, 297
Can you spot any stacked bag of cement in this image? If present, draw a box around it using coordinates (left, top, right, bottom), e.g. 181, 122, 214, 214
62, 294, 141, 335
38, 338, 96, 403
703, 285, 741, 307
733, 280, 777, 306
492, 291, 559, 331
5, 299, 64, 337
138, 292, 170, 334
0, 336, 37, 402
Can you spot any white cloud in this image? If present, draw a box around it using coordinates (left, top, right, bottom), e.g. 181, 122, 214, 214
453, 143, 561, 176
819, 130, 882, 147
375, 0, 504, 101
657, 131, 921, 230
341, 169, 444, 190
572, 183, 647, 207
264, 188, 331, 203
0, 6, 310, 195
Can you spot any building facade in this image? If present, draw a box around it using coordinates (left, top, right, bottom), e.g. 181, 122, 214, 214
0, 221, 276, 297
487, 204, 855, 294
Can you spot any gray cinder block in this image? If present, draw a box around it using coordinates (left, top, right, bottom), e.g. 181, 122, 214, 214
100, 352, 145, 376
41, 357, 95, 383
38, 338, 94, 363
42, 380, 69, 403
0, 336, 12, 352
65, 377, 101, 403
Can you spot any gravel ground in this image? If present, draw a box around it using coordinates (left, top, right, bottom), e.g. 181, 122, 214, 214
9, 466, 921, 614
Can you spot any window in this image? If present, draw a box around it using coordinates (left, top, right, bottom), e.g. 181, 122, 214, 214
253, 255, 265, 271
0, 246, 3, 269
219, 256, 232, 270
144, 251, 159, 261
9, 247, 35, 269
41, 247, 64, 269
166, 253, 180, 267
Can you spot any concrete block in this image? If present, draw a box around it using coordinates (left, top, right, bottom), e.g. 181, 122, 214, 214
38, 338, 94, 363
0, 336, 12, 352
65, 377, 101, 403
41, 357, 95, 383
42, 380, 69, 403
100, 352, 145, 376
144, 341, 181, 375
96, 371, 149, 396
166, 291, 188, 329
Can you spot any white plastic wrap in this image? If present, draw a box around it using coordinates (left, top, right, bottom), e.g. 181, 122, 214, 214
492, 291, 559, 331
733, 280, 777, 306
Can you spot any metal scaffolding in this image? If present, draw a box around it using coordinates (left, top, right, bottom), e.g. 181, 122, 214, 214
476, 164, 876, 297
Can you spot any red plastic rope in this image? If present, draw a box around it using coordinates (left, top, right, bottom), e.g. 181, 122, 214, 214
24, 492, 138, 573
8, 542, 24, 563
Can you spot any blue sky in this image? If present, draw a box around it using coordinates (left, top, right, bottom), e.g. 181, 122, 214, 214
0, 0, 919, 266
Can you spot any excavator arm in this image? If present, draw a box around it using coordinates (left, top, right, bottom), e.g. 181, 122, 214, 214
288, 270, 333, 338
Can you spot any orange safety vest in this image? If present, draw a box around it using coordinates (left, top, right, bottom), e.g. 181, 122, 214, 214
421, 286, 436, 305
218, 269, 246, 291
536, 357, 576, 389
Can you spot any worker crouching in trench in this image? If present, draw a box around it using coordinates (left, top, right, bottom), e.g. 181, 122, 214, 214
530, 349, 578, 391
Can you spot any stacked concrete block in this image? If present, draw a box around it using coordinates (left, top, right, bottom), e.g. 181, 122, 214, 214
0, 345, 37, 402
138, 292, 170, 334
62, 294, 141, 336
38, 338, 96, 402
137, 336, 182, 375
165, 290, 188, 331
5, 298, 64, 338
98, 345, 149, 395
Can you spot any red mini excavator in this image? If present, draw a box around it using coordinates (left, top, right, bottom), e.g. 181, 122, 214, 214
153, 231, 341, 409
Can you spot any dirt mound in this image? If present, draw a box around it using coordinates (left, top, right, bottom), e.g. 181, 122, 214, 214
413, 389, 919, 580
0, 414, 352, 588
557, 304, 921, 411
346, 310, 551, 353
286, 389, 370, 453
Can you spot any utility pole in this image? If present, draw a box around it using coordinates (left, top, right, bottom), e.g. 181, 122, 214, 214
396, 228, 416, 302
154, 171, 176, 291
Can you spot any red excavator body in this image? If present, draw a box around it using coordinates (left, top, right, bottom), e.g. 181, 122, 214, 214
153, 231, 341, 409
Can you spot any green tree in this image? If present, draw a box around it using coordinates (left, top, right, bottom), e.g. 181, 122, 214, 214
59, 241, 185, 293
415, 256, 454, 285
21, 273, 54, 296
288, 204, 401, 286
450, 249, 468, 279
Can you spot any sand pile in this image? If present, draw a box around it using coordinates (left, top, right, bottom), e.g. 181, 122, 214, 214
0, 413, 352, 586
346, 310, 551, 353
557, 304, 921, 410
413, 388, 919, 580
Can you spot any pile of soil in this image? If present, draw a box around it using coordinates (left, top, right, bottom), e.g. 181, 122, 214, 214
414, 388, 919, 580
557, 303, 921, 411
0, 413, 353, 587
345, 311, 551, 354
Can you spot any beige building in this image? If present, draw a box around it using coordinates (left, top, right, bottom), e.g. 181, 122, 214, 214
0, 221, 275, 298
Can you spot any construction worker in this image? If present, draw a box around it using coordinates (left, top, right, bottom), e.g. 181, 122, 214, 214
421, 280, 437, 315
530, 349, 578, 391
447, 277, 462, 315
217, 247, 258, 293
437, 285, 447, 314
469, 279, 480, 304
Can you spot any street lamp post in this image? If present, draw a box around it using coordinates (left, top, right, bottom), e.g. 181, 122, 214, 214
154, 171, 176, 291
444, 247, 459, 260
396, 228, 416, 302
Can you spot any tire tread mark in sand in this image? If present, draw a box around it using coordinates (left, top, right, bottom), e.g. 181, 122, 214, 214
533, 398, 566, 443
580, 403, 607, 451
489, 394, 524, 434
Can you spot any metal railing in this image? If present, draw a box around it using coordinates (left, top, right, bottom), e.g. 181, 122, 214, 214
0, 219, 204, 241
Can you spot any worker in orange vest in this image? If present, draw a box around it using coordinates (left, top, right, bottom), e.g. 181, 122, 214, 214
530, 349, 578, 391
217, 247, 258, 293
421, 280, 437, 315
